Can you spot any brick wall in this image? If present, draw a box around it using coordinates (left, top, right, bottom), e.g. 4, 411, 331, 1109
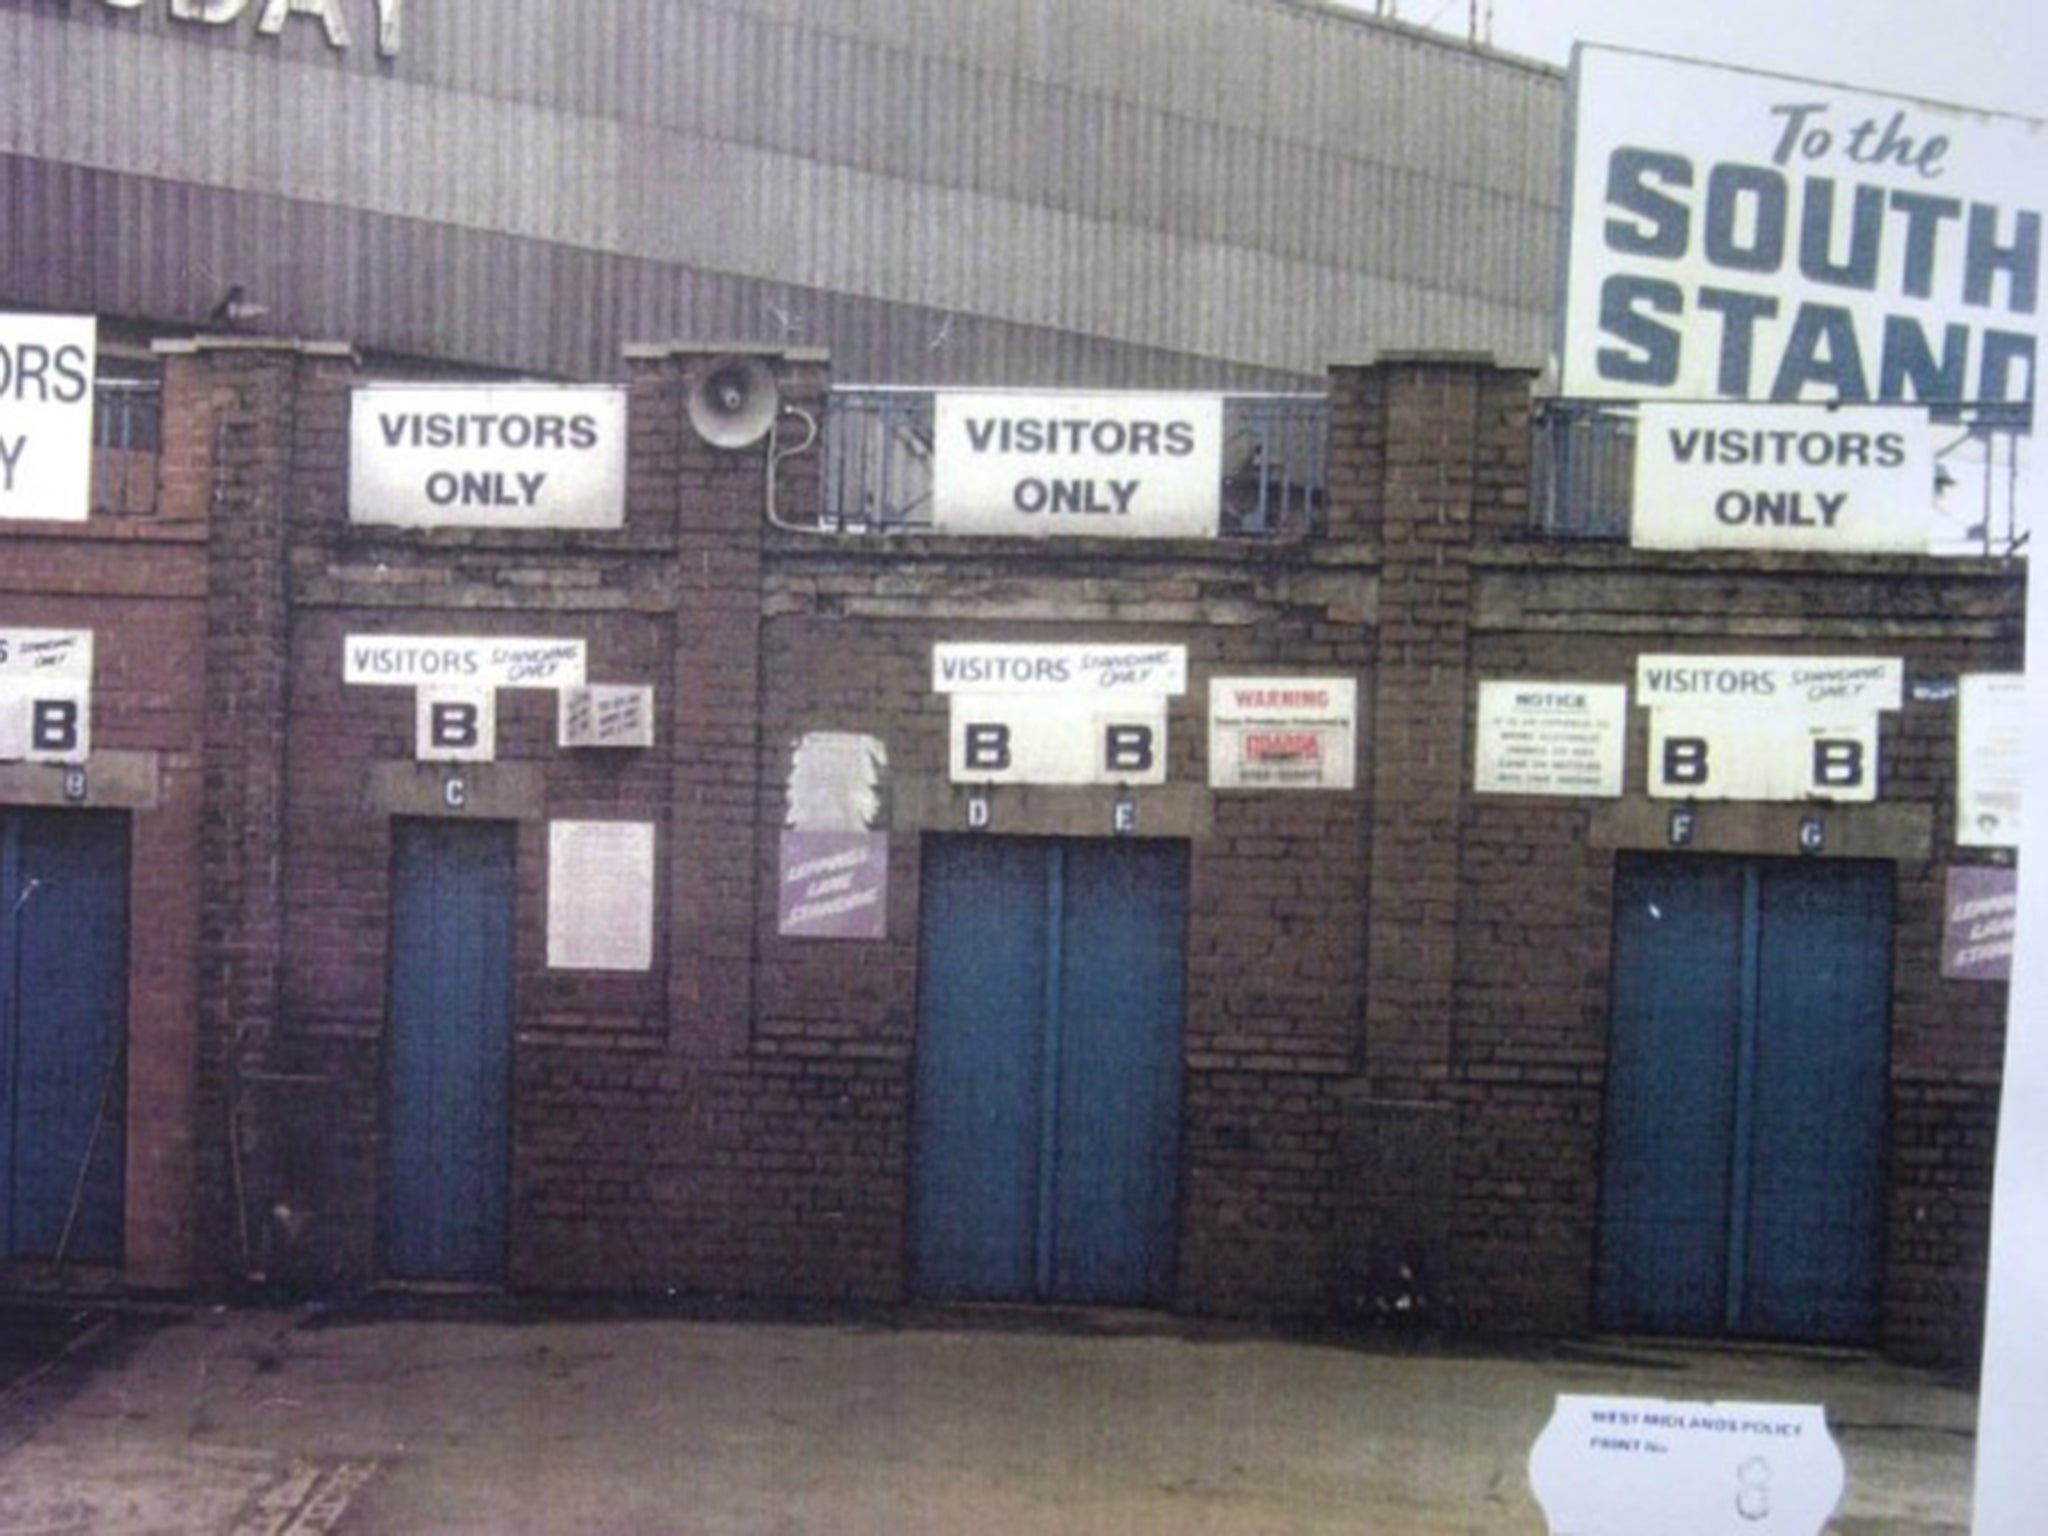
0, 355, 213, 1288
1439, 421, 2020, 1360
18, 336, 2013, 1368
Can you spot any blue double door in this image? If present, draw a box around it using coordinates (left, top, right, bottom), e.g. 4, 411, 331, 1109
0, 810, 128, 1264
385, 820, 516, 1283
913, 837, 1188, 1305
1599, 855, 1893, 1343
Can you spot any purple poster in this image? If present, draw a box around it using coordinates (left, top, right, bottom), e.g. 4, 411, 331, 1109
1943, 865, 2017, 982
778, 830, 888, 940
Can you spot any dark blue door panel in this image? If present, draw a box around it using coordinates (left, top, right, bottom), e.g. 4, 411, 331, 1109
0, 812, 129, 1262
909, 838, 1048, 1299
1051, 841, 1187, 1303
1745, 864, 1892, 1341
1598, 860, 1743, 1334
912, 837, 1186, 1305
386, 820, 516, 1283
1600, 855, 1891, 1343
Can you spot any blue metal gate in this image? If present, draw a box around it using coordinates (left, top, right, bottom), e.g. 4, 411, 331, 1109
1599, 856, 1892, 1342
0, 811, 128, 1264
385, 819, 516, 1283
912, 837, 1187, 1304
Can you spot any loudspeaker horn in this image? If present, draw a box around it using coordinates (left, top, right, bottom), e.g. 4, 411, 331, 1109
686, 356, 781, 448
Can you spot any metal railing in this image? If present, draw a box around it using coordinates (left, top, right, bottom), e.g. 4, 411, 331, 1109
93, 376, 163, 517
819, 389, 1328, 537
1531, 399, 1634, 540
1534, 397, 2034, 555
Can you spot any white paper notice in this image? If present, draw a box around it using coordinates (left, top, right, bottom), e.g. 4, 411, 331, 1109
546, 820, 655, 971
1957, 673, 2025, 848
1529, 1395, 1843, 1536
1475, 681, 1627, 797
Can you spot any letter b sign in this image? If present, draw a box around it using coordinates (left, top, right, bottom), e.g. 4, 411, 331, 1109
1812, 738, 1864, 790
31, 697, 82, 758
963, 722, 1011, 772
4, 690, 90, 765
432, 702, 480, 751
1662, 736, 1710, 786
1104, 723, 1155, 775
416, 687, 495, 763
1651, 717, 1879, 802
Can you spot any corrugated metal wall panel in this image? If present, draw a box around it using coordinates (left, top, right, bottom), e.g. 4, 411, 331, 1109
1, 0, 1560, 383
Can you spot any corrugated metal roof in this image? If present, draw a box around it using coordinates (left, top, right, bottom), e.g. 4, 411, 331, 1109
0, 0, 1563, 383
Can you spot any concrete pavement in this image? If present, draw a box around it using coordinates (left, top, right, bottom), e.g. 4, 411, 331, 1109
0, 1301, 1976, 1534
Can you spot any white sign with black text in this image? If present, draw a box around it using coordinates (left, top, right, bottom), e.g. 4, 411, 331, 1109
350, 384, 627, 530
558, 685, 655, 750
1637, 655, 1902, 803
344, 635, 588, 691
1475, 681, 1628, 797
1529, 1394, 1843, 1536
936, 642, 1183, 787
948, 696, 1168, 786
1632, 403, 1932, 553
1957, 672, 2025, 848
546, 820, 655, 972
415, 685, 496, 764
1208, 677, 1357, 791
0, 628, 93, 764
0, 314, 96, 523
933, 643, 1187, 698
1561, 48, 2045, 411
932, 393, 1222, 538
345, 634, 588, 766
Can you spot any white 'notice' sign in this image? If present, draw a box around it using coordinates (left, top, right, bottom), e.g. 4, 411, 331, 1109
1475, 681, 1628, 797
1530, 1395, 1844, 1536
932, 393, 1222, 537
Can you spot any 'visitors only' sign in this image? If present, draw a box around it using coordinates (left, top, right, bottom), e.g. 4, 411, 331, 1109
350, 384, 627, 529
932, 393, 1222, 537
1632, 403, 1932, 553
0, 314, 96, 522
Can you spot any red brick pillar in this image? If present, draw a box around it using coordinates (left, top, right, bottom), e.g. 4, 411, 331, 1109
160, 336, 355, 1281
625, 344, 827, 1056
1326, 353, 1534, 1319
1359, 353, 1491, 1096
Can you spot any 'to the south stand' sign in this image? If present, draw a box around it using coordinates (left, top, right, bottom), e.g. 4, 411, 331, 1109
932, 393, 1223, 538
1560, 47, 2044, 409
350, 384, 627, 529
